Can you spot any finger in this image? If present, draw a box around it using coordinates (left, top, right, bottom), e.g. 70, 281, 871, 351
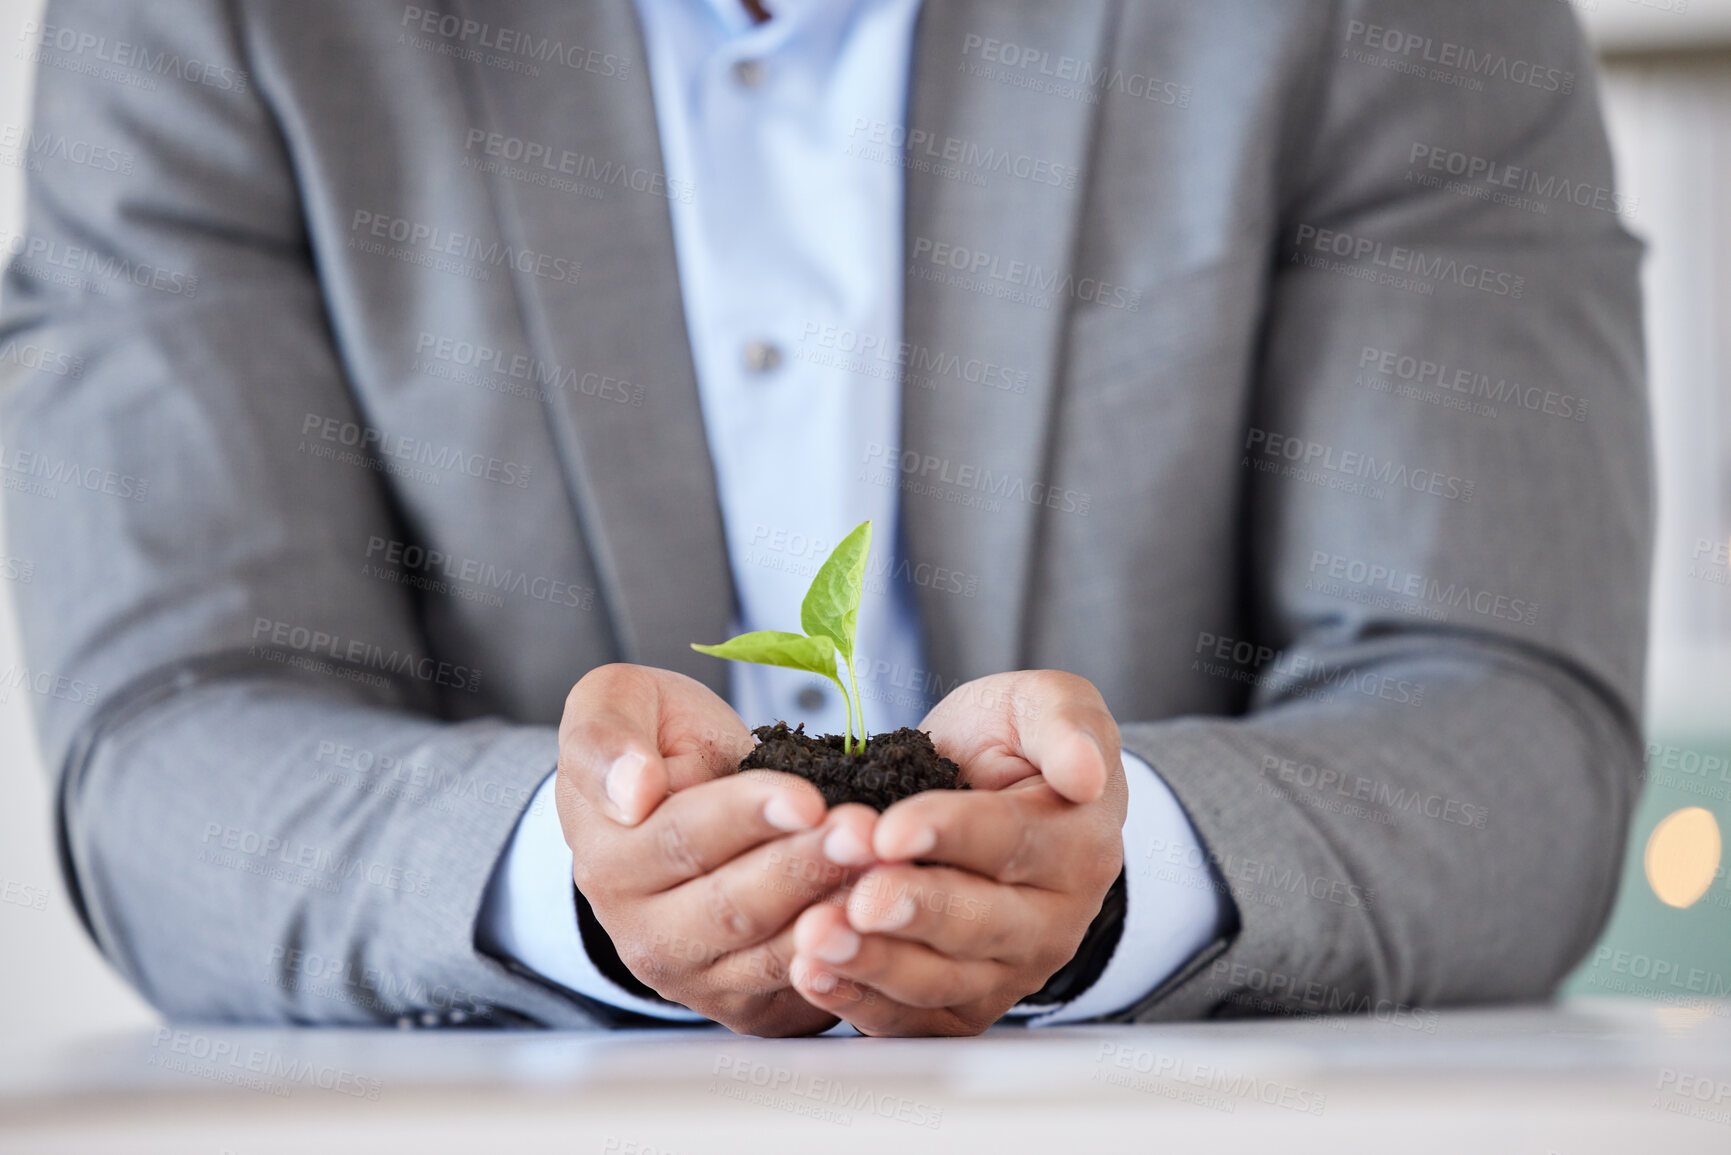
790, 908, 998, 1031
645, 804, 876, 954
925, 671, 1119, 803
700, 919, 857, 1036
573, 769, 833, 896
786, 956, 896, 1026
701, 918, 803, 1001
559, 664, 754, 825
871, 781, 1119, 888
661, 921, 841, 1038
842, 863, 1043, 961
800, 934, 1002, 1012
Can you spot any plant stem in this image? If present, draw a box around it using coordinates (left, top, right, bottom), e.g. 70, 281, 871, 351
826, 672, 856, 754
843, 655, 867, 754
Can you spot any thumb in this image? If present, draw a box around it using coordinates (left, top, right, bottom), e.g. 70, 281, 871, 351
1024, 724, 1111, 804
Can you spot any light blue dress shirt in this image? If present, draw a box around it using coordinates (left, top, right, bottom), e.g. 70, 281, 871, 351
479, 0, 1223, 1027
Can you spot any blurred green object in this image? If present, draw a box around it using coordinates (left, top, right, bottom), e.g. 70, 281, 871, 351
1564, 734, 1731, 1003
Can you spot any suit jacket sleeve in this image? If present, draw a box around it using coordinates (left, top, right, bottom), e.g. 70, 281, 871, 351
0, 0, 606, 1027
1117, 0, 1651, 1020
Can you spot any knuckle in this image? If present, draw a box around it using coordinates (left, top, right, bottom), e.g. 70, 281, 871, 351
617, 939, 677, 994
976, 915, 1018, 960
656, 811, 706, 878
704, 873, 762, 943
998, 817, 1042, 885
755, 937, 793, 986
567, 662, 621, 711
569, 851, 600, 893
711, 948, 780, 999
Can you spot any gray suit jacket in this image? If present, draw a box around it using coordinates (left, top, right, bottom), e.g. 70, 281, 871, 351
0, 0, 1650, 1028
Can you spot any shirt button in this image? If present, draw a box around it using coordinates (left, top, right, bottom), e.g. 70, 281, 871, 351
796, 685, 827, 711
742, 340, 783, 373
732, 59, 767, 88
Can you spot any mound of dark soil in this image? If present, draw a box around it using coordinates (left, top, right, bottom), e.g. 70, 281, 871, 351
739, 721, 966, 811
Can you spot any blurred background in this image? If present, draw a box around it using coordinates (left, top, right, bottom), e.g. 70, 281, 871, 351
0, 0, 1726, 1046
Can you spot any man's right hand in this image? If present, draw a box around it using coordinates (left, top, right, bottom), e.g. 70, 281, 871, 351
556, 663, 878, 1036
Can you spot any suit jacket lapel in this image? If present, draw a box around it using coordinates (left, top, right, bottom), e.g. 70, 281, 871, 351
900, 0, 1113, 685
448, 0, 734, 693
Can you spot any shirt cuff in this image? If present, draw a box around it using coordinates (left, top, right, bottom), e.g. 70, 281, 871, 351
476, 769, 708, 1023
1020, 749, 1225, 1026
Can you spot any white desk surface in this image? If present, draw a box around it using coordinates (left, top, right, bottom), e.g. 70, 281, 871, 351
1, 998, 1728, 1154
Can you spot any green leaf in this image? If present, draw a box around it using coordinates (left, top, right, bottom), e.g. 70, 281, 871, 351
800, 520, 872, 663
690, 631, 840, 682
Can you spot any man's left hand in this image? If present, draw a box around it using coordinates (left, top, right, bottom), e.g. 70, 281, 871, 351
787, 671, 1128, 1035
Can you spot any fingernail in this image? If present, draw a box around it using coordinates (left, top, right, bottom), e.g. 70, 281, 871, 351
814, 925, 860, 964
605, 751, 646, 816
763, 794, 814, 833
823, 825, 873, 866
809, 969, 838, 995
896, 826, 936, 859
855, 893, 915, 932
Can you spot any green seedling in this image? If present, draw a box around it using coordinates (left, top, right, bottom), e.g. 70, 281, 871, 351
692, 520, 873, 754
